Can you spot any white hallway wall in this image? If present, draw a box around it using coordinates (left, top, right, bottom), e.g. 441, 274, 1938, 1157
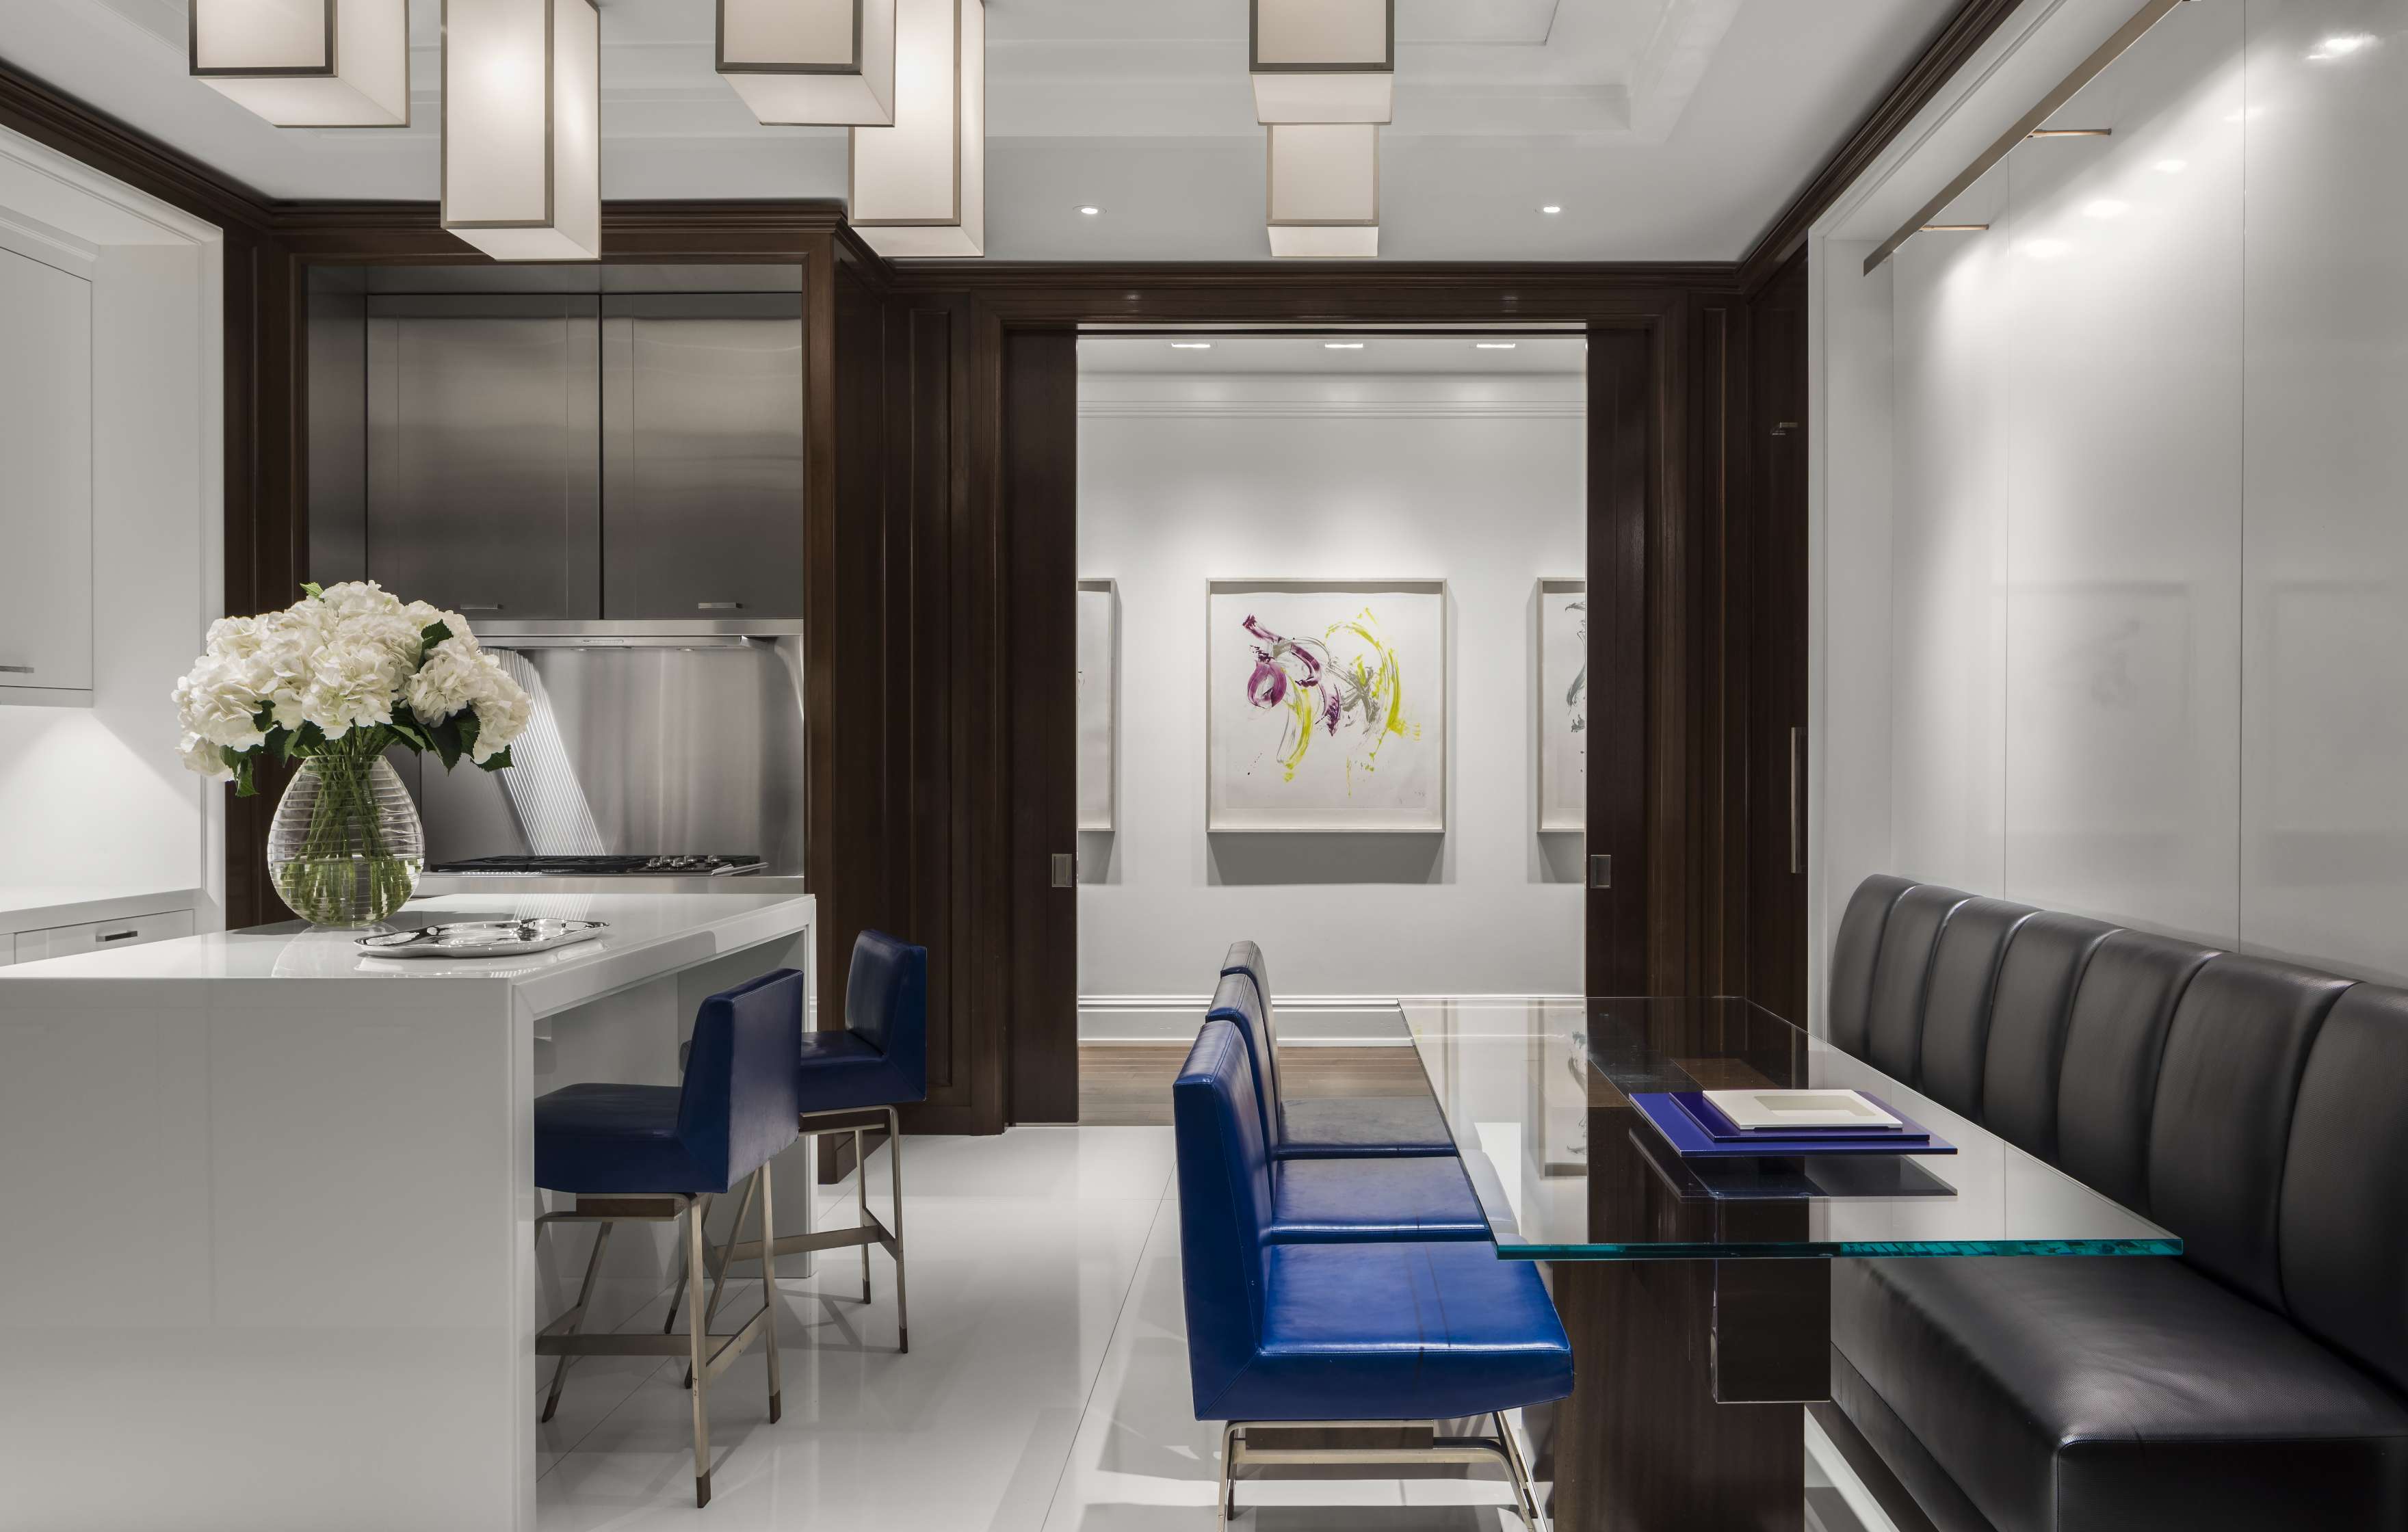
1075, 367, 1586, 1002
1815, 0, 2408, 997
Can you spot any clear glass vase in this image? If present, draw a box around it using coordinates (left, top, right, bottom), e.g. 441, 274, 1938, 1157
267, 753, 423, 927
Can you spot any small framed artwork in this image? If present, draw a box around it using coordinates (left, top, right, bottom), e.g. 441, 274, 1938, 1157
1536, 577, 1586, 832
1077, 578, 1117, 832
1207, 577, 1447, 832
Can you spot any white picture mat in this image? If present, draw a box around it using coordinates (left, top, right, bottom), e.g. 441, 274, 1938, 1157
1537, 577, 1586, 831
1076, 579, 1116, 831
1206, 578, 1446, 832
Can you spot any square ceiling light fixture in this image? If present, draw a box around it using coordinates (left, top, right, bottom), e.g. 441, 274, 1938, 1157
188, 0, 409, 126
1251, 0, 1393, 124
441, 0, 603, 261
1267, 122, 1378, 258
850, 0, 984, 257
719, 0, 897, 125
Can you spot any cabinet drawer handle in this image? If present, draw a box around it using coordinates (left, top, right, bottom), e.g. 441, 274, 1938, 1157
99, 929, 139, 942
454, 605, 504, 613
696, 602, 744, 611
0, 665, 33, 675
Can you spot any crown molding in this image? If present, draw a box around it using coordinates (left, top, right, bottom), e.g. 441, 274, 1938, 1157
1736, 0, 2024, 292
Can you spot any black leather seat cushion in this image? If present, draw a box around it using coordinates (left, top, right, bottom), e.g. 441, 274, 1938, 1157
1835, 1254, 2408, 1532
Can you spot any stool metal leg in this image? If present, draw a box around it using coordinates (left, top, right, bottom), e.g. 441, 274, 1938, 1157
686, 1198, 713, 1507
661, 1191, 714, 1333
759, 1159, 783, 1425
886, 1105, 910, 1354
1218, 1421, 1240, 1528
854, 1127, 872, 1303
683, 1174, 759, 1388
539, 1220, 611, 1425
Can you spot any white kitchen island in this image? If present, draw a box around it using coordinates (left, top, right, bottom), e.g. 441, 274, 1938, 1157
0, 890, 816, 1532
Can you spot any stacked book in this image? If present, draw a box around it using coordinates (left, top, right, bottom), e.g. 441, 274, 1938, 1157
1632, 1087, 1955, 1159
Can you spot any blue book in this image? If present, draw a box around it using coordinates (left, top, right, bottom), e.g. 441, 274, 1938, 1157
1631, 1092, 1955, 1159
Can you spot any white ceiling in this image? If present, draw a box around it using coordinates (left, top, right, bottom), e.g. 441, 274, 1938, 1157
2, 0, 1954, 260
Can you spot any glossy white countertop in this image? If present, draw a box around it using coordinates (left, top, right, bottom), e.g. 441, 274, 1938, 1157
0, 884, 206, 933
0, 890, 815, 1020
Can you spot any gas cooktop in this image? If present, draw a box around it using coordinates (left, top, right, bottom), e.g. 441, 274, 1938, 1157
424, 854, 768, 877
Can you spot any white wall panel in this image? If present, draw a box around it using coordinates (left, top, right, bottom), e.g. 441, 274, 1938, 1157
2240, 0, 2408, 979
1816, 0, 2408, 988
1075, 368, 1584, 999
1888, 217, 2007, 895
1998, 2, 2243, 942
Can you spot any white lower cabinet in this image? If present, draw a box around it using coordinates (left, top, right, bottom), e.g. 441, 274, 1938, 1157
13, 908, 194, 964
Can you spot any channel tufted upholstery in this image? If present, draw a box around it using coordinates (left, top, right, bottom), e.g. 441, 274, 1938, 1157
1217, 944, 1454, 1157
1171, 1019, 1573, 1423
1824, 877, 2408, 1532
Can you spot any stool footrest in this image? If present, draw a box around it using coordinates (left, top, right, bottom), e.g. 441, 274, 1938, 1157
724, 1217, 898, 1263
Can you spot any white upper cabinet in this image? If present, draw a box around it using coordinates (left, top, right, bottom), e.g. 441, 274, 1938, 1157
0, 244, 95, 700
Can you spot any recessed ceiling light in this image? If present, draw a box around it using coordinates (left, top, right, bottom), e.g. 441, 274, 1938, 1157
1079, 205, 1101, 215
2313, 33, 2374, 58
1170, 342, 1212, 349
2021, 238, 2073, 260
1540, 204, 1562, 215
1474, 342, 1518, 349
2155, 158, 2188, 173
1323, 342, 1365, 350
2083, 198, 2130, 219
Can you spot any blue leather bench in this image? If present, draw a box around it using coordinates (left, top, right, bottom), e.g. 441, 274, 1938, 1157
1173, 1017, 1573, 1527
1203, 970, 1487, 1242
1218, 940, 1454, 1157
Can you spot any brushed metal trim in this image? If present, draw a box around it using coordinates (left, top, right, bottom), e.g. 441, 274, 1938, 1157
847, 0, 971, 229
716, 0, 864, 74
1248, 0, 1396, 74
441, 0, 600, 235
189, 0, 337, 78
1866, 0, 2183, 273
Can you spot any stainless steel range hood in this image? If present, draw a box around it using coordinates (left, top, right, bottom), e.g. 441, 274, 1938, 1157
400, 626, 808, 888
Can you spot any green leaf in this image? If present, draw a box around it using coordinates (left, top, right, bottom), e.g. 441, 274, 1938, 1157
476, 747, 514, 772
426, 715, 463, 770
224, 748, 257, 798
456, 710, 482, 759
300, 581, 324, 601
267, 726, 293, 765
418, 620, 453, 650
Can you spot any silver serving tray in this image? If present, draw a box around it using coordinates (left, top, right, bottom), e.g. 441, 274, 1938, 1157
356, 919, 608, 958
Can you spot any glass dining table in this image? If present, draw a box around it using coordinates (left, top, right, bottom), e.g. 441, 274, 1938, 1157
1399, 996, 2176, 1532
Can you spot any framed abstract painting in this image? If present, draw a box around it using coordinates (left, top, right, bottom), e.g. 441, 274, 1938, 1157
1536, 577, 1586, 832
1077, 578, 1116, 832
1206, 577, 1446, 832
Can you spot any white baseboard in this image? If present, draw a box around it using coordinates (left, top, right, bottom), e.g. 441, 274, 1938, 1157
1079, 994, 1578, 1046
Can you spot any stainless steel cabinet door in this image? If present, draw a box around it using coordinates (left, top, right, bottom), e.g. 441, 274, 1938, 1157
601, 295, 805, 620
366, 296, 601, 619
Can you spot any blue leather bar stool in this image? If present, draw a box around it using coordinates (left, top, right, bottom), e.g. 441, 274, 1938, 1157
533, 968, 803, 1508
1174, 1019, 1572, 1527
686, 931, 926, 1353
1218, 940, 1454, 1157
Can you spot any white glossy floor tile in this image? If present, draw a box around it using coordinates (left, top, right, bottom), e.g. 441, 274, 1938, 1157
530, 1124, 1558, 1531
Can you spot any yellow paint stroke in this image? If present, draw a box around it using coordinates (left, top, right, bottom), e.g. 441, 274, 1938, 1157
1246, 606, 1419, 792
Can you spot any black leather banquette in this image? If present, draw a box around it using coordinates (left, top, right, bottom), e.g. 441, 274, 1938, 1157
1828, 875, 2408, 1532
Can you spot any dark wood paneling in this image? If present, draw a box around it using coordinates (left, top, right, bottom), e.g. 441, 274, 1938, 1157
1002, 330, 1081, 1123
1742, 256, 1811, 1023
1585, 324, 1659, 996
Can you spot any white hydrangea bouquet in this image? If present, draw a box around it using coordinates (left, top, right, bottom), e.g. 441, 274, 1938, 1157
174, 581, 534, 924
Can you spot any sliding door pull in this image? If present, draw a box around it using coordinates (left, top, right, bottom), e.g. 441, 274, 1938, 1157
1050, 853, 1076, 889
1588, 854, 1612, 890
1789, 726, 1805, 876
